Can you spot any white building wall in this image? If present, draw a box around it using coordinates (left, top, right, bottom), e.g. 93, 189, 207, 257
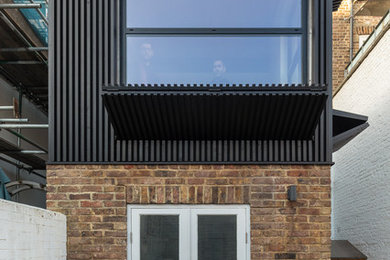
0, 199, 66, 260
332, 30, 390, 260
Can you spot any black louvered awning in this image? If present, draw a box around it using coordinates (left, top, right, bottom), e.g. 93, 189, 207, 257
332, 109, 369, 152
102, 84, 328, 141
333, 0, 342, 11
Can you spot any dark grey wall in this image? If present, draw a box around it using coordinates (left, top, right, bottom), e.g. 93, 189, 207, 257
49, 0, 332, 164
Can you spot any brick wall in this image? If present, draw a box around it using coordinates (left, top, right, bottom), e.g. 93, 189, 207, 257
47, 164, 331, 260
332, 0, 381, 94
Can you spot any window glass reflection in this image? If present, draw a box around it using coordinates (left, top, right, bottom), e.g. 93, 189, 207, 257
140, 215, 179, 260
127, 0, 301, 28
198, 215, 237, 260
127, 36, 302, 85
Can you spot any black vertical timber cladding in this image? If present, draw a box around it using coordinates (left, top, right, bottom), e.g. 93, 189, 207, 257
49, 0, 332, 164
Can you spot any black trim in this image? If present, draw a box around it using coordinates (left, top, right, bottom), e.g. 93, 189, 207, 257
333, 109, 368, 122
103, 83, 327, 92
47, 161, 334, 165
126, 28, 304, 34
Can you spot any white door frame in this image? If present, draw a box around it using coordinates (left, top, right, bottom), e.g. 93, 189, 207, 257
127, 205, 250, 260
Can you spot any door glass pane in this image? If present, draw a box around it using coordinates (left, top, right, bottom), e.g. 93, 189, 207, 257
198, 215, 237, 260
140, 215, 179, 260
127, 0, 301, 28
127, 36, 302, 85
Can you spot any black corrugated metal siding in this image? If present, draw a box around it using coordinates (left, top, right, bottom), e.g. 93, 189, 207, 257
49, 0, 333, 164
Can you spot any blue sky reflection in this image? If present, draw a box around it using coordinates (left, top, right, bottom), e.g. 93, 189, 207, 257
127, 0, 301, 28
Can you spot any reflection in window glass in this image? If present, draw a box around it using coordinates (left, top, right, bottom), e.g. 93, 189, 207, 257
127, 36, 302, 85
198, 215, 237, 260
140, 215, 179, 260
127, 0, 301, 28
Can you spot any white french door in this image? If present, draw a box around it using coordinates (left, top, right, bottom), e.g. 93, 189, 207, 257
127, 205, 250, 260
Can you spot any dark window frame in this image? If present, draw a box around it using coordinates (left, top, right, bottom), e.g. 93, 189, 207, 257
121, 0, 308, 85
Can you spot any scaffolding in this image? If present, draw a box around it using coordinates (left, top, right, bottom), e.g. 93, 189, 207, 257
0, 101, 47, 176
0, 1, 49, 203
0, 0, 49, 113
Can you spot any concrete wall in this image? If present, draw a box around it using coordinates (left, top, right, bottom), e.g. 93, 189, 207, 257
0, 75, 47, 208
0, 199, 66, 259
332, 30, 390, 260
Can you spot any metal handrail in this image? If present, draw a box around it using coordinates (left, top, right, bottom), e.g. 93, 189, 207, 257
5, 129, 48, 153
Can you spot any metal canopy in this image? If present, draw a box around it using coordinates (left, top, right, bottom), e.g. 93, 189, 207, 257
333, 0, 343, 11
0, 137, 46, 170
331, 240, 367, 259
356, 0, 390, 16
332, 109, 369, 152
103, 84, 328, 141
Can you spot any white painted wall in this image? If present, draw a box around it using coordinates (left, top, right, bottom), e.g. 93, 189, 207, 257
0, 75, 47, 208
332, 30, 390, 260
0, 199, 66, 259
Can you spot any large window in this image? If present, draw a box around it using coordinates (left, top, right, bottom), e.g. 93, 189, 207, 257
127, 205, 250, 260
125, 0, 305, 85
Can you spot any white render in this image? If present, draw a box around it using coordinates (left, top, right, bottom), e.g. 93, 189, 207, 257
0, 199, 66, 260
332, 30, 390, 260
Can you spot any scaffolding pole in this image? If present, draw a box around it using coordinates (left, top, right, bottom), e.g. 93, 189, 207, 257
2, 150, 46, 154
0, 61, 44, 65
0, 4, 41, 9
0, 118, 29, 123
0, 124, 48, 129
0, 47, 48, 52
0, 106, 14, 110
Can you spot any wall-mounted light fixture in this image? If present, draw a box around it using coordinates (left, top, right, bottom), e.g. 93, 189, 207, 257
287, 185, 297, 202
